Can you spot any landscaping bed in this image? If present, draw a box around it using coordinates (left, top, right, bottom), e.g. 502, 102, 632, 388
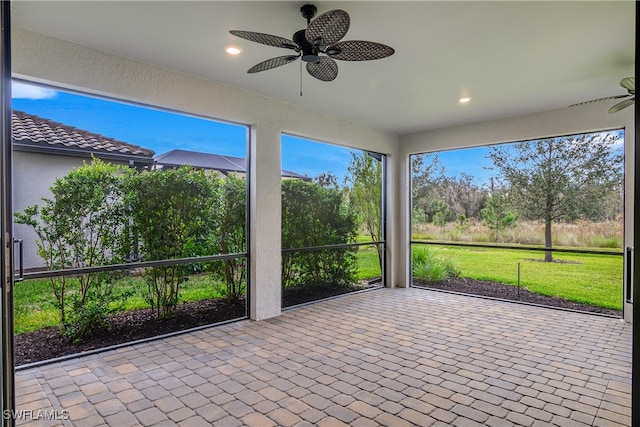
15, 298, 245, 366
413, 277, 622, 317
16, 281, 374, 366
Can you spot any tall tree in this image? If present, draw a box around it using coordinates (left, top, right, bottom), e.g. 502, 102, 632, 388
411, 154, 445, 222
480, 188, 518, 242
488, 132, 622, 261
346, 152, 383, 268
440, 173, 487, 219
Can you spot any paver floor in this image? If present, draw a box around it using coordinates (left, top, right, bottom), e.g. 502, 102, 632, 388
15, 288, 631, 426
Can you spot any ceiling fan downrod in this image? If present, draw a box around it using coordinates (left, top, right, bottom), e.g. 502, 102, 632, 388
300, 4, 317, 24
296, 4, 319, 62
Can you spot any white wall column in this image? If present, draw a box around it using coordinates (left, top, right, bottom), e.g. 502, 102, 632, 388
249, 123, 282, 320
393, 152, 411, 288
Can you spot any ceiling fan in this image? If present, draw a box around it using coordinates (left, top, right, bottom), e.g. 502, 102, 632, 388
229, 4, 394, 82
570, 77, 635, 113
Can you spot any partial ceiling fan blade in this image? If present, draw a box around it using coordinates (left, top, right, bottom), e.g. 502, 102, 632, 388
326, 40, 395, 61
229, 30, 297, 50
569, 94, 628, 107
306, 57, 338, 81
305, 9, 350, 47
247, 55, 300, 74
620, 77, 635, 92
608, 97, 635, 113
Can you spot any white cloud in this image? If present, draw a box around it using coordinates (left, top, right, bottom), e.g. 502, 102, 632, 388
12, 82, 57, 100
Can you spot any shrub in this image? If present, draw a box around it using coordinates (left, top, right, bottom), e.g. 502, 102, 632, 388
412, 246, 460, 282
209, 174, 247, 303
125, 166, 215, 319
282, 180, 358, 289
14, 158, 129, 340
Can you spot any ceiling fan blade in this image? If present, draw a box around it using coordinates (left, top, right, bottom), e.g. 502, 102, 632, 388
608, 97, 634, 113
306, 57, 338, 81
229, 30, 297, 50
569, 94, 628, 107
620, 77, 635, 92
247, 55, 299, 74
305, 9, 350, 47
325, 40, 395, 61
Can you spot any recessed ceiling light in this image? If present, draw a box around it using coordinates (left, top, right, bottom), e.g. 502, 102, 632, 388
225, 46, 243, 55
459, 97, 472, 103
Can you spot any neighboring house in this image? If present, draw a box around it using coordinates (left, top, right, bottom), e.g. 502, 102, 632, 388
12, 110, 155, 270
154, 149, 310, 180
13, 113, 309, 271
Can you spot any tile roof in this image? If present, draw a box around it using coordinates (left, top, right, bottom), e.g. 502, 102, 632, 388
155, 149, 309, 180
12, 110, 154, 158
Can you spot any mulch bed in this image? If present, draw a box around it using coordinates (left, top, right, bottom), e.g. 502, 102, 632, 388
15, 282, 370, 366
413, 277, 622, 317
15, 298, 246, 366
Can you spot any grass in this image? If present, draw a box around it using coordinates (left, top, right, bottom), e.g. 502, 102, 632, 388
416, 245, 623, 310
355, 244, 382, 280
16, 238, 620, 334
15, 248, 380, 334
14, 273, 228, 334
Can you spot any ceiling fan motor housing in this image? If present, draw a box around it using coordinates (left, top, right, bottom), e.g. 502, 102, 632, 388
293, 29, 319, 62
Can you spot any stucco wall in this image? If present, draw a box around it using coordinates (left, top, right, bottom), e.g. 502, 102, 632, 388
12, 27, 399, 321
396, 103, 635, 321
12, 151, 84, 270
13, 150, 138, 270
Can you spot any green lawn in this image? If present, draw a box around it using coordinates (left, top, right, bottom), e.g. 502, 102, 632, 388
15, 273, 228, 334
15, 245, 381, 334
417, 245, 623, 310
355, 244, 382, 280
16, 244, 619, 334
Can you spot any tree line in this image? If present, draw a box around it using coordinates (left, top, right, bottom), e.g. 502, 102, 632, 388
412, 131, 623, 261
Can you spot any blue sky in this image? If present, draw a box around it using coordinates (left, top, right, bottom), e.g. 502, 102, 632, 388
415, 130, 625, 187
12, 81, 358, 182
12, 82, 248, 158
11, 81, 624, 186
423, 147, 497, 186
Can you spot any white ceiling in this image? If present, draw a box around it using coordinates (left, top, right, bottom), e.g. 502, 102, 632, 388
11, 1, 635, 136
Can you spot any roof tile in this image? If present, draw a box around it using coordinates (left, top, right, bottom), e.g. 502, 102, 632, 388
12, 110, 154, 158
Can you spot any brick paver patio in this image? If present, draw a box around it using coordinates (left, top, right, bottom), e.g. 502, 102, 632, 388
15, 288, 631, 426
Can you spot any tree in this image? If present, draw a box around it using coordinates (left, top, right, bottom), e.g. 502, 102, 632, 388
125, 166, 215, 318
411, 154, 445, 222
431, 200, 451, 234
346, 152, 383, 268
281, 179, 358, 289
315, 172, 340, 189
210, 174, 247, 303
14, 158, 129, 339
480, 189, 518, 242
440, 174, 487, 219
488, 132, 622, 261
